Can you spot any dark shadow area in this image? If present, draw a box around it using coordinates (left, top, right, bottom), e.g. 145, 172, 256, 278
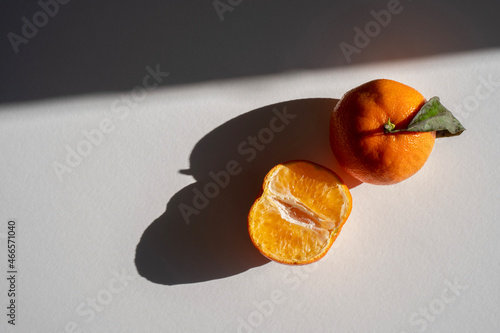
1, 0, 500, 103
135, 98, 361, 285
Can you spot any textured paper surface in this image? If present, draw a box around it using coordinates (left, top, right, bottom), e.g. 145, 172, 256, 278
1, 49, 499, 332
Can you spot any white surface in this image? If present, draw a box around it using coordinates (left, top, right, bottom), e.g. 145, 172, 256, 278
1, 49, 500, 333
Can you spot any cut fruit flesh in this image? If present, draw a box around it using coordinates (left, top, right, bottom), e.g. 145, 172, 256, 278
248, 161, 352, 265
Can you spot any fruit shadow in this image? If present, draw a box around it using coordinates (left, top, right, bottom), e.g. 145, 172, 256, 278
134, 98, 361, 285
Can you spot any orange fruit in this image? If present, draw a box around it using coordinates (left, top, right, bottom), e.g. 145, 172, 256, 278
248, 161, 352, 265
330, 79, 436, 185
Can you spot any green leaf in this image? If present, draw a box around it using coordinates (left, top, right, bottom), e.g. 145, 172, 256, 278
384, 97, 465, 137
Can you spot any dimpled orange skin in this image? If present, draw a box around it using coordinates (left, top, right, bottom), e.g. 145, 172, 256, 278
330, 79, 436, 185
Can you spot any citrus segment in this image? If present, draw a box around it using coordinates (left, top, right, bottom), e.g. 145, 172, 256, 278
248, 161, 352, 265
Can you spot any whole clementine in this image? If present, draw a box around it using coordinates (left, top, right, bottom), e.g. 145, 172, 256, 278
330, 79, 436, 185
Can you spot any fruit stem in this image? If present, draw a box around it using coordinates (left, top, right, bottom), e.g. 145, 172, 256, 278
384, 118, 396, 133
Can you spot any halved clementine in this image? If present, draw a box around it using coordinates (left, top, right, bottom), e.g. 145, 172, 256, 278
248, 160, 352, 265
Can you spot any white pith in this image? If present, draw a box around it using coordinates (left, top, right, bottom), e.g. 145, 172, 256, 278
265, 169, 346, 245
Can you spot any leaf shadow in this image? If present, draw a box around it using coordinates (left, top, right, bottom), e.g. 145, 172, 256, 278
134, 98, 361, 285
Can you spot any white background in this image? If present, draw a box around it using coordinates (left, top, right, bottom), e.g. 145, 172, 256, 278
1, 1, 499, 332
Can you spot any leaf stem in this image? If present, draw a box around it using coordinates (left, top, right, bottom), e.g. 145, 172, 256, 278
384, 118, 396, 133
